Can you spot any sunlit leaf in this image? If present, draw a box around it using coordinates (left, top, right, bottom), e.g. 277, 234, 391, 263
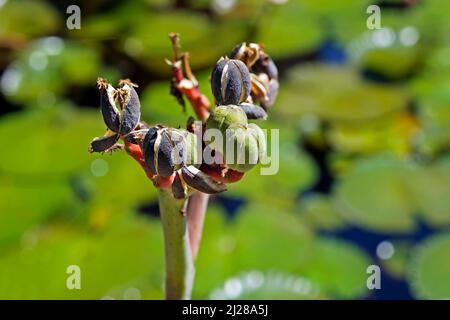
408, 233, 450, 299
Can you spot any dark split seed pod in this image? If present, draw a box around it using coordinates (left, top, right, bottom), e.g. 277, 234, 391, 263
261, 79, 279, 110
229, 42, 260, 68
238, 103, 268, 120
89, 133, 120, 153
124, 129, 149, 145
211, 58, 251, 106
118, 81, 141, 135
142, 127, 186, 177
252, 54, 278, 80
181, 166, 227, 194
98, 78, 120, 133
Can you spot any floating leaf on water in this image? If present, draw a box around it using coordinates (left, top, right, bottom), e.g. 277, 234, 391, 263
334, 155, 417, 233
408, 233, 450, 300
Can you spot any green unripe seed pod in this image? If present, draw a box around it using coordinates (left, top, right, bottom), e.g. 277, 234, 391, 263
205, 105, 248, 135
225, 123, 266, 173
183, 130, 200, 167
205, 105, 248, 155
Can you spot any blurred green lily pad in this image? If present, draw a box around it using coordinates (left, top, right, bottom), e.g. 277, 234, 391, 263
276, 64, 409, 124
2, 40, 101, 105
408, 233, 450, 299
0, 0, 60, 42
0, 214, 165, 299
195, 203, 370, 299
334, 155, 417, 233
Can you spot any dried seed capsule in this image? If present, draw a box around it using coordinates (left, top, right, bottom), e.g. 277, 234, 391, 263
89, 133, 120, 153
261, 79, 279, 110
229, 42, 260, 67
225, 123, 265, 173
229, 43, 246, 61
142, 127, 187, 177
252, 54, 278, 80
181, 166, 227, 194
98, 78, 120, 133
250, 73, 269, 102
118, 81, 141, 135
211, 58, 251, 106
238, 103, 267, 120
142, 126, 159, 174
124, 129, 149, 145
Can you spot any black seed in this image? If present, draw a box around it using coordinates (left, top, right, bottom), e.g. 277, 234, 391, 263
172, 172, 186, 199
239, 103, 268, 120
100, 85, 120, 133
181, 166, 227, 194
119, 84, 141, 135
89, 134, 119, 153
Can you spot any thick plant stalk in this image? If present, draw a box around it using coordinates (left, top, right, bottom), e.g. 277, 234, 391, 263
187, 192, 210, 259
158, 189, 195, 300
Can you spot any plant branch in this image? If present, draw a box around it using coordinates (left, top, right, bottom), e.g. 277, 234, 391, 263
168, 33, 213, 261
158, 189, 195, 300
168, 33, 211, 122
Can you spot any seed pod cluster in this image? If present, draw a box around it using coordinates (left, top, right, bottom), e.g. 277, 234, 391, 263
89, 78, 141, 153
229, 42, 279, 110
138, 126, 225, 198
142, 126, 192, 177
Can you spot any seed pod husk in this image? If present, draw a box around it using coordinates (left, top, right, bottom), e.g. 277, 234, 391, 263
172, 171, 188, 199
238, 103, 267, 120
229, 42, 260, 67
118, 82, 141, 135
253, 54, 278, 80
181, 166, 227, 194
98, 79, 120, 133
211, 58, 251, 106
261, 79, 279, 110
142, 127, 187, 177
89, 133, 120, 153
124, 129, 149, 145
142, 126, 159, 174
229, 43, 246, 61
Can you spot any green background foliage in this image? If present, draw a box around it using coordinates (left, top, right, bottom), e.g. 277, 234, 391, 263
0, 0, 449, 299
